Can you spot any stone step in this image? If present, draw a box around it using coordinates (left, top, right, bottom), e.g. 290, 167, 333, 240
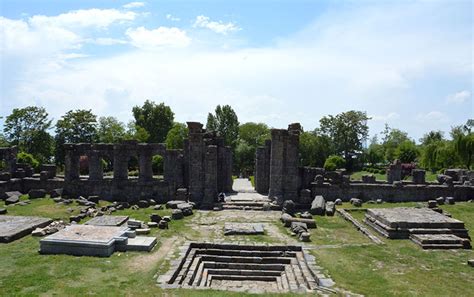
210, 274, 278, 282
410, 234, 465, 244
196, 248, 297, 259
222, 205, 264, 211
408, 228, 470, 239
203, 262, 286, 271
206, 268, 283, 277
190, 242, 302, 252
200, 255, 292, 264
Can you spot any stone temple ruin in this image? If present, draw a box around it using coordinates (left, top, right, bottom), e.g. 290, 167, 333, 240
255, 123, 474, 204
0, 122, 232, 208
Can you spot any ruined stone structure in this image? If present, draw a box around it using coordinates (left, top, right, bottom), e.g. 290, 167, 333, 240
255, 123, 474, 205
0, 122, 233, 207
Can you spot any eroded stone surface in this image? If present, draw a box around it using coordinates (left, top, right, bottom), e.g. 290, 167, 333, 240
224, 223, 265, 235
0, 215, 52, 243
85, 215, 129, 226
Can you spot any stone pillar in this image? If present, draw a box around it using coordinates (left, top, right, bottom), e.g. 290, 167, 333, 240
283, 123, 301, 201
187, 122, 205, 205
255, 139, 271, 194
64, 145, 80, 182
164, 149, 184, 191
412, 169, 426, 184
269, 129, 287, 201
113, 144, 129, 180
1, 146, 18, 174
387, 159, 402, 183
224, 147, 233, 192
203, 145, 218, 209
138, 145, 153, 181
88, 150, 103, 180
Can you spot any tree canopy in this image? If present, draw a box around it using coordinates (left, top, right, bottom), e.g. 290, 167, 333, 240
206, 105, 239, 149
132, 100, 174, 143
165, 122, 189, 149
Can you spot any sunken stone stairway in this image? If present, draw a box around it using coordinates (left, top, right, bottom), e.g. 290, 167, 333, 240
158, 242, 335, 294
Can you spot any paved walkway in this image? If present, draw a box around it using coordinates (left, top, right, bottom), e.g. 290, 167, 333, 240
232, 178, 256, 193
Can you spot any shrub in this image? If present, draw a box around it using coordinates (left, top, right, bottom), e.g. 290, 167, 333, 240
324, 155, 346, 171
378, 169, 386, 174
17, 152, 39, 169
152, 155, 164, 175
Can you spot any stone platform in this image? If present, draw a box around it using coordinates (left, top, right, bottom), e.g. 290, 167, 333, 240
158, 242, 335, 294
39, 224, 157, 257
0, 215, 52, 243
85, 215, 129, 226
224, 223, 265, 235
365, 207, 471, 249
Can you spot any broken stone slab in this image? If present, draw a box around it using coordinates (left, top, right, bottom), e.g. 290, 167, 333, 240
28, 189, 47, 199
154, 204, 163, 210
87, 196, 99, 203
0, 208, 6, 214
166, 200, 187, 209
334, 198, 343, 205
127, 219, 143, 228
281, 213, 316, 228
136, 228, 151, 235
138, 200, 149, 208
158, 220, 169, 229
182, 208, 193, 216
310, 195, 325, 215
350, 198, 362, 207
5, 196, 19, 205
291, 222, 308, 235
224, 223, 265, 235
150, 214, 162, 223
435, 197, 445, 205
49, 188, 63, 198
299, 212, 313, 219
148, 222, 158, 228
445, 197, 455, 205
325, 201, 335, 216
299, 232, 311, 242
171, 209, 184, 220
282, 200, 296, 216
427, 200, 437, 208
1, 215, 53, 243
85, 215, 129, 226
468, 259, 474, 267
162, 216, 171, 222
177, 203, 193, 210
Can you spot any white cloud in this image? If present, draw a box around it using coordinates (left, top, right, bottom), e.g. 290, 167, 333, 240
29, 9, 136, 29
446, 90, 471, 104
92, 37, 128, 45
123, 2, 146, 9
125, 26, 191, 49
370, 112, 400, 121
416, 111, 449, 123
166, 14, 180, 22
193, 15, 240, 35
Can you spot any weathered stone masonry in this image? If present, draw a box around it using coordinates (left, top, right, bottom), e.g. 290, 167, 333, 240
255, 123, 474, 205
0, 121, 233, 207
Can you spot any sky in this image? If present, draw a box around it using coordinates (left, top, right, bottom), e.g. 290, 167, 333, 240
0, 0, 472, 142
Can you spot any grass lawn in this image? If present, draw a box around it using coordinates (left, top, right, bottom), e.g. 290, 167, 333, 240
0, 197, 473, 296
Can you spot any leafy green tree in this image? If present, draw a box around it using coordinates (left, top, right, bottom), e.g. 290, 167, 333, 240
132, 100, 174, 143
366, 142, 385, 166
238, 123, 270, 147
380, 124, 410, 162
324, 155, 346, 171
420, 130, 444, 146
206, 105, 239, 149
0, 134, 9, 147
55, 109, 98, 164
17, 152, 39, 169
97, 116, 126, 143
299, 131, 332, 167
3, 106, 53, 161
165, 123, 189, 149
453, 122, 474, 169
124, 121, 150, 142
395, 140, 419, 163
152, 155, 163, 175
319, 110, 369, 169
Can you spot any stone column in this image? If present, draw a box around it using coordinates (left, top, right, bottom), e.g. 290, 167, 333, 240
64, 145, 80, 182
88, 150, 103, 180
412, 169, 426, 184
224, 147, 233, 192
113, 144, 129, 180
255, 139, 271, 194
203, 145, 218, 209
283, 123, 301, 201
269, 129, 287, 201
164, 149, 184, 191
138, 145, 153, 181
187, 122, 205, 204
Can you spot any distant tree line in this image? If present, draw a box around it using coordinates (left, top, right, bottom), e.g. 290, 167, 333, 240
1, 103, 472, 174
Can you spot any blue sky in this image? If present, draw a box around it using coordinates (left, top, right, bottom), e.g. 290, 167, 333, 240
0, 0, 472, 142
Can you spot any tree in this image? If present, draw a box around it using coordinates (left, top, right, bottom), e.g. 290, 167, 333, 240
366, 142, 385, 166
453, 121, 474, 169
235, 140, 255, 175
206, 105, 239, 149
124, 121, 150, 142
3, 106, 53, 162
420, 130, 444, 146
299, 131, 332, 167
380, 125, 410, 162
238, 123, 270, 147
55, 109, 98, 164
395, 140, 419, 163
324, 155, 346, 171
165, 123, 189, 149
319, 110, 369, 169
0, 134, 9, 147
132, 100, 174, 143
97, 116, 126, 143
